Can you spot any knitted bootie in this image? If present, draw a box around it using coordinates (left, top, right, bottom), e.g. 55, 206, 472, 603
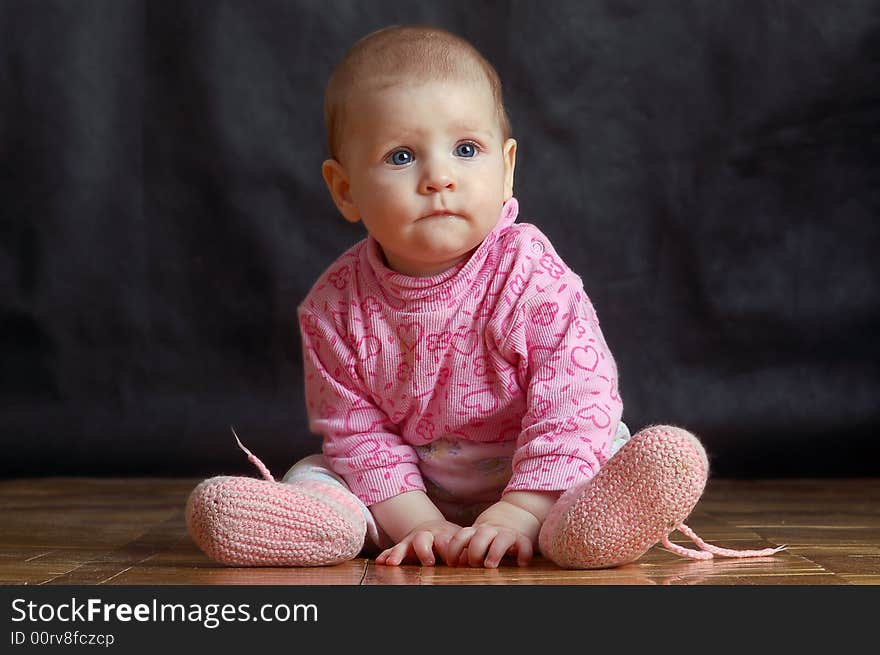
538, 425, 785, 568
186, 430, 367, 566
538, 425, 709, 569
186, 475, 367, 567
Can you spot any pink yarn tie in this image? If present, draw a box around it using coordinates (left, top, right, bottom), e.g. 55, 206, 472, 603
661, 523, 786, 560
230, 425, 275, 482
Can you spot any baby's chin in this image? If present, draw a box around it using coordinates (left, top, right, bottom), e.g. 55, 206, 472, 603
415, 237, 483, 265
413, 216, 494, 244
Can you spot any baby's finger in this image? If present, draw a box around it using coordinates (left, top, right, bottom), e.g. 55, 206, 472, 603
381, 541, 410, 566
483, 532, 517, 568
432, 532, 454, 562
514, 535, 534, 567
445, 527, 476, 566
466, 527, 497, 567
412, 531, 436, 566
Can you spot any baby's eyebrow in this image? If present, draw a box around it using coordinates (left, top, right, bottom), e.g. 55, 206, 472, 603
446, 123, 494, 139
368, 124, 496, 154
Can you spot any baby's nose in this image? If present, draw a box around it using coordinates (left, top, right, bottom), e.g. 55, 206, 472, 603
419, 159, 456, 193
423, 177, 455, 193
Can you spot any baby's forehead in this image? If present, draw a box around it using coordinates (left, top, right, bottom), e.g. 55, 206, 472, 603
356, 73, 492, 104
347, 76, 498, 133
354, 66, 491, 98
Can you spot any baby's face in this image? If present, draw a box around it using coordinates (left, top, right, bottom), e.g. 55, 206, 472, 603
328, 77, 516, 277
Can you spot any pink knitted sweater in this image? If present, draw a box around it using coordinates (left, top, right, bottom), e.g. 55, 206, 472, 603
298, 198, 623, 507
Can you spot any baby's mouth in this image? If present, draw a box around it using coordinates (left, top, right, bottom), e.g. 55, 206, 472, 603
419, 210, 461, 221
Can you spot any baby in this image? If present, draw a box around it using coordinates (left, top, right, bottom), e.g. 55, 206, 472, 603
186, 25, 783, 569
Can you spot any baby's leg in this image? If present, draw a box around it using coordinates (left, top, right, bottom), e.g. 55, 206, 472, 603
538, 425, 708, 569
281, 455, 382, 550
186, 454, 371, 567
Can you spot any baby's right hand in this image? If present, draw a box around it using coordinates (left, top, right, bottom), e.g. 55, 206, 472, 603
375, 520, 462, 566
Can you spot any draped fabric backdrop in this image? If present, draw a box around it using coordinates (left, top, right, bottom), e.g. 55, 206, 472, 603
2, 0, 878, 478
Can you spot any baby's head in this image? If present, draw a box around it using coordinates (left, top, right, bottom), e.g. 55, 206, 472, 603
321, 25, 517, 277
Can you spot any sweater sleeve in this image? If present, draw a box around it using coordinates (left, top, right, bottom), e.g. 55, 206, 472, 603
298, 305, 425, 505
500, 239, 624, 493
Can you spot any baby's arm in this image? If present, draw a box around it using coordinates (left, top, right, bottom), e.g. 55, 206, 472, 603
371, 491, 463, 566
445, 490, 560, 567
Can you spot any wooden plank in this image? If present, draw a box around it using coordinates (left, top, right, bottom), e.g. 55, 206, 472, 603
782, 545, 880, 577
109, 550, 369, 586
1, 478, 876, 585
47, 512, 187, 585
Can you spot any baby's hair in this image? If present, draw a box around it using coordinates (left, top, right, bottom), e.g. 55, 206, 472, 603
323, 24, 512, 161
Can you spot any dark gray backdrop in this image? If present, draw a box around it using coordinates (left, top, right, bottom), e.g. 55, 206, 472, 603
2, 0, 878, 479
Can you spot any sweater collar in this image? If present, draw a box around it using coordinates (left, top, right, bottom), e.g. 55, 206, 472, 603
364, 198, 519, 312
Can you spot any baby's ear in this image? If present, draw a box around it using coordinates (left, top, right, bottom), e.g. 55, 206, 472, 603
502, 138, 517, 201
321, 159, 360, 223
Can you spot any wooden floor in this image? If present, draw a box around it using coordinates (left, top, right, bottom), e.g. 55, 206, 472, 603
1, 477, 878, 585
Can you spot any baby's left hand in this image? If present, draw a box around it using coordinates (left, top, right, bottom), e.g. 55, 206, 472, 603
444, 501, 540, 568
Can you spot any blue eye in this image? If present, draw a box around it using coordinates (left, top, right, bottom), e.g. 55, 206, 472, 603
455, 142, 477, 158
386, 149, 413, 166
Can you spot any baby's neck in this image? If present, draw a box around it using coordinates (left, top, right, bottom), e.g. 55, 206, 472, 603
381, 247, 476, 278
